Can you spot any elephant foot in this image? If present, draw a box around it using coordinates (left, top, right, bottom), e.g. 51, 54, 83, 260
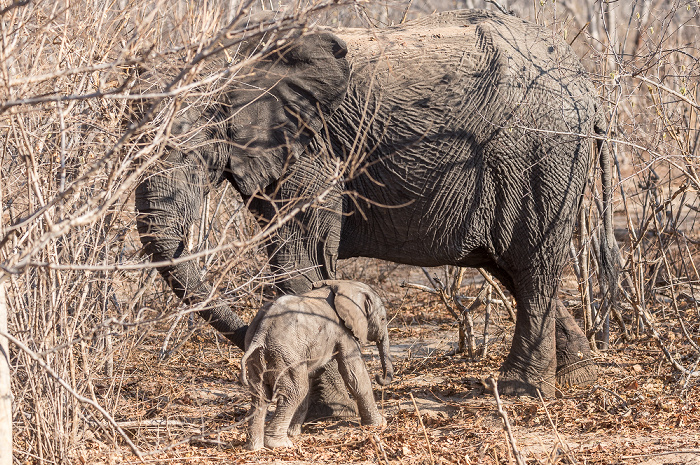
306, 361, 358, 422
264, 435, 294, 449
360, 413, 386, 427
288, 423, 302, 438
244, 437, 264, 451
498, 364, 556, 398
556, 358, 598, 388
555, 301, 598, 388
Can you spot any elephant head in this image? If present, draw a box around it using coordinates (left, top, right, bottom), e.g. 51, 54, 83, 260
135, 29, 351, 349
315, 280, 394, 386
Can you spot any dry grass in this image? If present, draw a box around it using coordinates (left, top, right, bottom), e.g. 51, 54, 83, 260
0, 0, 699, 463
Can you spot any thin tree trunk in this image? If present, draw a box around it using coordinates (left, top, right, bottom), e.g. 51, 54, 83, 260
481, 285, 492, 358
0, 278, 11, 465
0, 141, 10, 464
579, 208, 593, 348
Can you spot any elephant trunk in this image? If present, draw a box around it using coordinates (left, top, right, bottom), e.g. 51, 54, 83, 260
375, 328, 394, 386
135, 153, 248, 350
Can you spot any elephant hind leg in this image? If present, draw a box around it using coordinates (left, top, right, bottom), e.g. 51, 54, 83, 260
498, 281, 558, 398
484, 266, 598, 391
245, 394, 268, 451
265, 366, 308, 449
555, 300, 598, 388
245, 370, 270, 451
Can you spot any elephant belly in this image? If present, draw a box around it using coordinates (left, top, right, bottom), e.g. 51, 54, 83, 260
338, 157, 492, 267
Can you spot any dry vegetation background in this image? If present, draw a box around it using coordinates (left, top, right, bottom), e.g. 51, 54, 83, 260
1, 0, 700, 463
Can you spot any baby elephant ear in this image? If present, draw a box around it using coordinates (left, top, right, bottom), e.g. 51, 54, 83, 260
325, 281, 369, 344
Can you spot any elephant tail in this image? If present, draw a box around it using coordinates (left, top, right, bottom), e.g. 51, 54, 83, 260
594, 110, 621, 307
239, 342, 264, 389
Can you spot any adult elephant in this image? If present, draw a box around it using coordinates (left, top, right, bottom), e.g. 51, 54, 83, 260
136, 9, 618, 401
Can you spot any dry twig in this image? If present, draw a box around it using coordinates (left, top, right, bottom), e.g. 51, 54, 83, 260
485, 376, 526, 465
409, 393, 435, 465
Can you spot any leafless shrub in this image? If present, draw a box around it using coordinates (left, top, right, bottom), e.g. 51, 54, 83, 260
1, 0, 700, 462
565, 0, 700, 377
0, 0, 353, 461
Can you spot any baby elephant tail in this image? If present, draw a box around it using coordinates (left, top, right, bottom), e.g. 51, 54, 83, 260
239, 343, 263, 388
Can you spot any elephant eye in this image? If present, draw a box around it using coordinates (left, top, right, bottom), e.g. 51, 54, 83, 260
226, 123, 242, 141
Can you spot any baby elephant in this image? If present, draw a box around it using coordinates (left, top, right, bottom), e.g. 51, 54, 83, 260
240, 280, 394, 450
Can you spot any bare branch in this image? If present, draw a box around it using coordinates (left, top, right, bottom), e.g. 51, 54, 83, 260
485, 376, 526, 465
0, 328, 143, 460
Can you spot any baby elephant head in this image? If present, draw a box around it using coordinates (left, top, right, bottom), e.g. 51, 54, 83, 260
314, 280, 394, 386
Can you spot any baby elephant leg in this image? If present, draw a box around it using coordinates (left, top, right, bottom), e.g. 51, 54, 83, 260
245, 393, 268, 451
337, 350, 385, 427
288, 393, 309, 438
264, 366, 309, 449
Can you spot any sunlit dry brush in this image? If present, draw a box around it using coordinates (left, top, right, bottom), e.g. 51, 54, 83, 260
0, 0, 352, 461
1, 0, 700, 463
564, 0, 700, 376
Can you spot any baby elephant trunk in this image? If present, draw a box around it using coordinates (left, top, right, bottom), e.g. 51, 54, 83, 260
375, 329, 394, 386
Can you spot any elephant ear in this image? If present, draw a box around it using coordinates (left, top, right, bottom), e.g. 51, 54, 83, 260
224, 31, 350, 196
322, 280, 370, 344
274, 32, 350, 126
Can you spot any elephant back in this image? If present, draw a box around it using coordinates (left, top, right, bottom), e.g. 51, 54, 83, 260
333, 9, 595, 133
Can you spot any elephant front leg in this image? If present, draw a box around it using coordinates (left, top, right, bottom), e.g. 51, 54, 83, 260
336, 349, 386, 427
259, 184, 350, 422
499, 292, 557, 398
555, 300, 598, 387
287, 394, 309, 438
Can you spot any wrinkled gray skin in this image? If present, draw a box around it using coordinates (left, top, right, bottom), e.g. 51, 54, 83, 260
240, 280, 392, 450
136, 9, 619, 404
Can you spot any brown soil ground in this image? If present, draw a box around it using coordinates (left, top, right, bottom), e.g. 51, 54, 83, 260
77, 261, 700, 465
